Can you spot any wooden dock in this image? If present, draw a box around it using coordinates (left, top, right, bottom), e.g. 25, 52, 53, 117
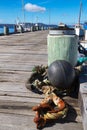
0, 30, 83, 130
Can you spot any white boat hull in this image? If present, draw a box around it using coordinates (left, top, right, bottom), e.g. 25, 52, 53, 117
80, 42, 87, 50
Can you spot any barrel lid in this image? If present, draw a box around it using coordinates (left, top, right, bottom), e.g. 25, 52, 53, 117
49, 23, 75, 35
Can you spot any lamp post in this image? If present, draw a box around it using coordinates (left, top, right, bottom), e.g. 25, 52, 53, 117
22, 0, 25, 24
78, 1, 82, 26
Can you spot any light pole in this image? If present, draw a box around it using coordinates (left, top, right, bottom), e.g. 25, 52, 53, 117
78, 1, 82, 25
22, 0, 25, 24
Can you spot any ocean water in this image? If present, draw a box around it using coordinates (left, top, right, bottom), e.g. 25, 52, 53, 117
0, 27, 3, 34
0, 25, 15, 34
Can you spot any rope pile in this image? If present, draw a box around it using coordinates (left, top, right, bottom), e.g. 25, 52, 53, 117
25, 64, 83, 129
32, 92, 68, 129
25, 65, 75, 95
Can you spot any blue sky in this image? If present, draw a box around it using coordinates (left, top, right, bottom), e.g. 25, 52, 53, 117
0, 0, 87, 25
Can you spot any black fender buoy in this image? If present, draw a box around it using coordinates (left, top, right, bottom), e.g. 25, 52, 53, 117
47, 60, 75, 89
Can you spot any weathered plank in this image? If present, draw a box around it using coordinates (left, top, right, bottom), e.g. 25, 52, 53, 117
0, 113, 83, 130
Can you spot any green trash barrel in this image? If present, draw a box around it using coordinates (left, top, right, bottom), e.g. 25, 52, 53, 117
47, 29, 78, 66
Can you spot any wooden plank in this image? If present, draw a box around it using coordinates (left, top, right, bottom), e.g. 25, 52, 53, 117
0, 113, 35, 130
0, 90, 44, 98
0, 82, 29, 92
0, 113, 83, 130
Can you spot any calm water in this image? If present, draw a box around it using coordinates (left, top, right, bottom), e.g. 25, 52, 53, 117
0, 25, 15, 34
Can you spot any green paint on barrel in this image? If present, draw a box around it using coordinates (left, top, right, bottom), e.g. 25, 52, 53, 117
47, 34, 78, 66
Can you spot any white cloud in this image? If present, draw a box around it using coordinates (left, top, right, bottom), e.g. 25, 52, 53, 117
24, 3, 46, 12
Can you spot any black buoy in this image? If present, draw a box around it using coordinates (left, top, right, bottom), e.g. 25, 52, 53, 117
48, 60, 75, 89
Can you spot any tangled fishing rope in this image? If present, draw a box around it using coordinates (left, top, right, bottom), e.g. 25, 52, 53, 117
25, 65, 72, 95
32, 92, 68, 129
25, 65, 83, 129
